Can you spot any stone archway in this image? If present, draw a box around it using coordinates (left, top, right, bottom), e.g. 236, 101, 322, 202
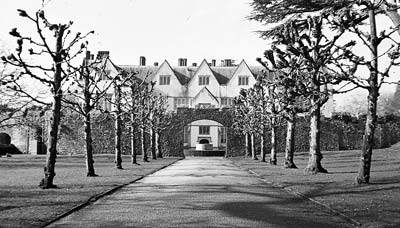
0, 133, 11, 145
183, 119, 227, 156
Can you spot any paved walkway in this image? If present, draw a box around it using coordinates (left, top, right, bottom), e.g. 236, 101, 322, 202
48, 158, 352, 228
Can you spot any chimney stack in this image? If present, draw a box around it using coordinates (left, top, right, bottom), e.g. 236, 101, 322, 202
139, 56, 146, 66
85, 51, 91, 60
211, 59, 216, 67
178, 58, 187, 66
96, 51, 110, 60
154, 62, 159, 66
224, 59, 232, 67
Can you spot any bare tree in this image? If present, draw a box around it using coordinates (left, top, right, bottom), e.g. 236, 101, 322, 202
232, 90, 259, 160
62, 52, 117, 176
121, 76, 149, 164
246, 77, 282, 164
1, 9, 93, 188
148, 94, 168, 159
331, 1, 400, 183
257, 15, 355, 174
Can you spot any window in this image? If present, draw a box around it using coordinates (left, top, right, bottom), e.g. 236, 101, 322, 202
183, 126, 191, 144
220, 127, 227, 144
199, 126, 210, 135
99, 94, 112, 111
174, 98, 190, 108
199, 75, 210, 85
221, 97, 233, 106
159, 75, 171, 85
238, 76, 249, 86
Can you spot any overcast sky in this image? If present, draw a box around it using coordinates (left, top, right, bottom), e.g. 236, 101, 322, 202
1, 0, 400, 107
0, 0, 267, 66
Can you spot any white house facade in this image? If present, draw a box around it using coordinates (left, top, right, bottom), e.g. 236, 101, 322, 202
96, 53, 334, 155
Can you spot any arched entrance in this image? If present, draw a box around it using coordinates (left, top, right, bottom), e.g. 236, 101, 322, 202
183, 119, 227, 156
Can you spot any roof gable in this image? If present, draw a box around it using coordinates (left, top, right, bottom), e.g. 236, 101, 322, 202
228, 60, 257, 86
193, 86, 219, 103
151, 60, 188, 85
188, 59, 220, 86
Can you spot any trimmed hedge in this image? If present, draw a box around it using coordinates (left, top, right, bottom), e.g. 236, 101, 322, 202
57, 109, 400, 156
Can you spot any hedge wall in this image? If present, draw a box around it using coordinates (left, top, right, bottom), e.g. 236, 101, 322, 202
57, 109, 400, 157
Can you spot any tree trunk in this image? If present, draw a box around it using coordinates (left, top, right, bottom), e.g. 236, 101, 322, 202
83, 69, 96, 176
39, 94, 61, 188
251, 133, 258, 160
84, 113, 96, 176
260, 128, 266, 162
39, 26, 66, 189
156, 131, 162, 158
356, 7, 379, 184
150, 128, 156, 159
130, 124, 137, 164
141, 127, 148, 162
245, 133, 250, 157
270, 126, 277, 165
305, 102, 327, 174
114, 83, 123, 169
284, 118, 297, 168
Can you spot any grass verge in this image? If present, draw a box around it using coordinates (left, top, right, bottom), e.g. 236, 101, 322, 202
229, 144, 400, 228
0, 155, 181, 228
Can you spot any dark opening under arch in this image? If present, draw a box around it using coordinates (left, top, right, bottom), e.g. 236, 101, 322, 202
199, 139, 209, 144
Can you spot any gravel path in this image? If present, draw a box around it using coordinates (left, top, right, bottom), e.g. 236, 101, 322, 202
47, 157, 353, 228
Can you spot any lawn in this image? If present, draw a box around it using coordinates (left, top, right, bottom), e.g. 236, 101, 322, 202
230, 144, 400, 228
0, 155, 181, 228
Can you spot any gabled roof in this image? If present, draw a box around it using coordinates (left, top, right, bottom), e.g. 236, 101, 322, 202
118, 59, 268, 85
193, 86, 219, 103
119, 65, 158, 83
187, 59, 223, 86
172, 68, 192, 85
210, 67, 235, 84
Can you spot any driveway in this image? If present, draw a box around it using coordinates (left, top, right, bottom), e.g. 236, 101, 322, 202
47, 157, 353, 228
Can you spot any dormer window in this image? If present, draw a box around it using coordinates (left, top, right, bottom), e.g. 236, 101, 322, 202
159, 75, 171, 85
238, 76, 249, 86
199, 75, 210, 85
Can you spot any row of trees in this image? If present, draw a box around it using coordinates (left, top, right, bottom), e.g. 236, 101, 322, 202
243, 0, 400, 184
0, 9, 168, 188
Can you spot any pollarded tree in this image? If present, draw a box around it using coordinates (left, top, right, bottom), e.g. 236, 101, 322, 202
257, 15, 355, 174
247, 77, 283, 164
62, 52, 118, 176
137, 85, 155, 162
1, 9, 93, 188
110, 70, 134, 169
232, 89, 258, 160
148, 94, 168, 160
330, 1, 400, 184
250, 0, 400, 181
120, 76, 151, 164
257, 50, 311, 169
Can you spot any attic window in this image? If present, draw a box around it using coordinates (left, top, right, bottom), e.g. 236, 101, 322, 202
238, 76, 249, 86
199, 75, 210, 85
159, 75, 171, 85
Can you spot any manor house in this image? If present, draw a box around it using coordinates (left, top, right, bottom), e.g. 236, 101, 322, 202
94, 51, 333, 156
